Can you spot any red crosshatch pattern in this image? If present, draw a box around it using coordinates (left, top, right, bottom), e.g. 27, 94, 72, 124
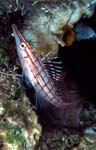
24, 47, 62, 102
12, 24, 75, 108
23, 46, 71, 107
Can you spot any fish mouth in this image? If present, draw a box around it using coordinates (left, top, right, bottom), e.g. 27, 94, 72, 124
12, 24, 26, 44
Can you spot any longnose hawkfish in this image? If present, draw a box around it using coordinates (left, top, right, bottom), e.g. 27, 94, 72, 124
12, 24, 80, 109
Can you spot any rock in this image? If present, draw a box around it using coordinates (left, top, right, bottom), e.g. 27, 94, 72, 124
0, 65, 41, 150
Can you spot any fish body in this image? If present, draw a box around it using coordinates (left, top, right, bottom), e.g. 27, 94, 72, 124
12, 24, 76, 108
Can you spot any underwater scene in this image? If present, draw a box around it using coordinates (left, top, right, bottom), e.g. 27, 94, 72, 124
0, 0, 96, 149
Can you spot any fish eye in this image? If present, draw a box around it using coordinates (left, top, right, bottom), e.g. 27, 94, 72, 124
20, 42, 26, 50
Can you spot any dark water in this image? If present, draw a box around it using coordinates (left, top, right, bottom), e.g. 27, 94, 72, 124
59, 12, 96, 105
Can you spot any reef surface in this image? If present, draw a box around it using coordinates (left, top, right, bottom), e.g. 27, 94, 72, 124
0, 0, 96, 150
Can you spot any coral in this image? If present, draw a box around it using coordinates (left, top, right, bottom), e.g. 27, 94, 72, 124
0, 0, 95, 58
0, 65, 41, 150
0, 1, 96, 150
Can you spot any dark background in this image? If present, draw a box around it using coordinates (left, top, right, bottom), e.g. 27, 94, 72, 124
59, 10, 96, 105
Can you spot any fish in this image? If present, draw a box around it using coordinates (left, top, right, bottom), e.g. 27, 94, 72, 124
12, 24, 81, 110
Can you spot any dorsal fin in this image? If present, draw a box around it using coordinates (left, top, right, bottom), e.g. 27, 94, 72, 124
43, 57, 80, 103
43, 57, 64, 81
